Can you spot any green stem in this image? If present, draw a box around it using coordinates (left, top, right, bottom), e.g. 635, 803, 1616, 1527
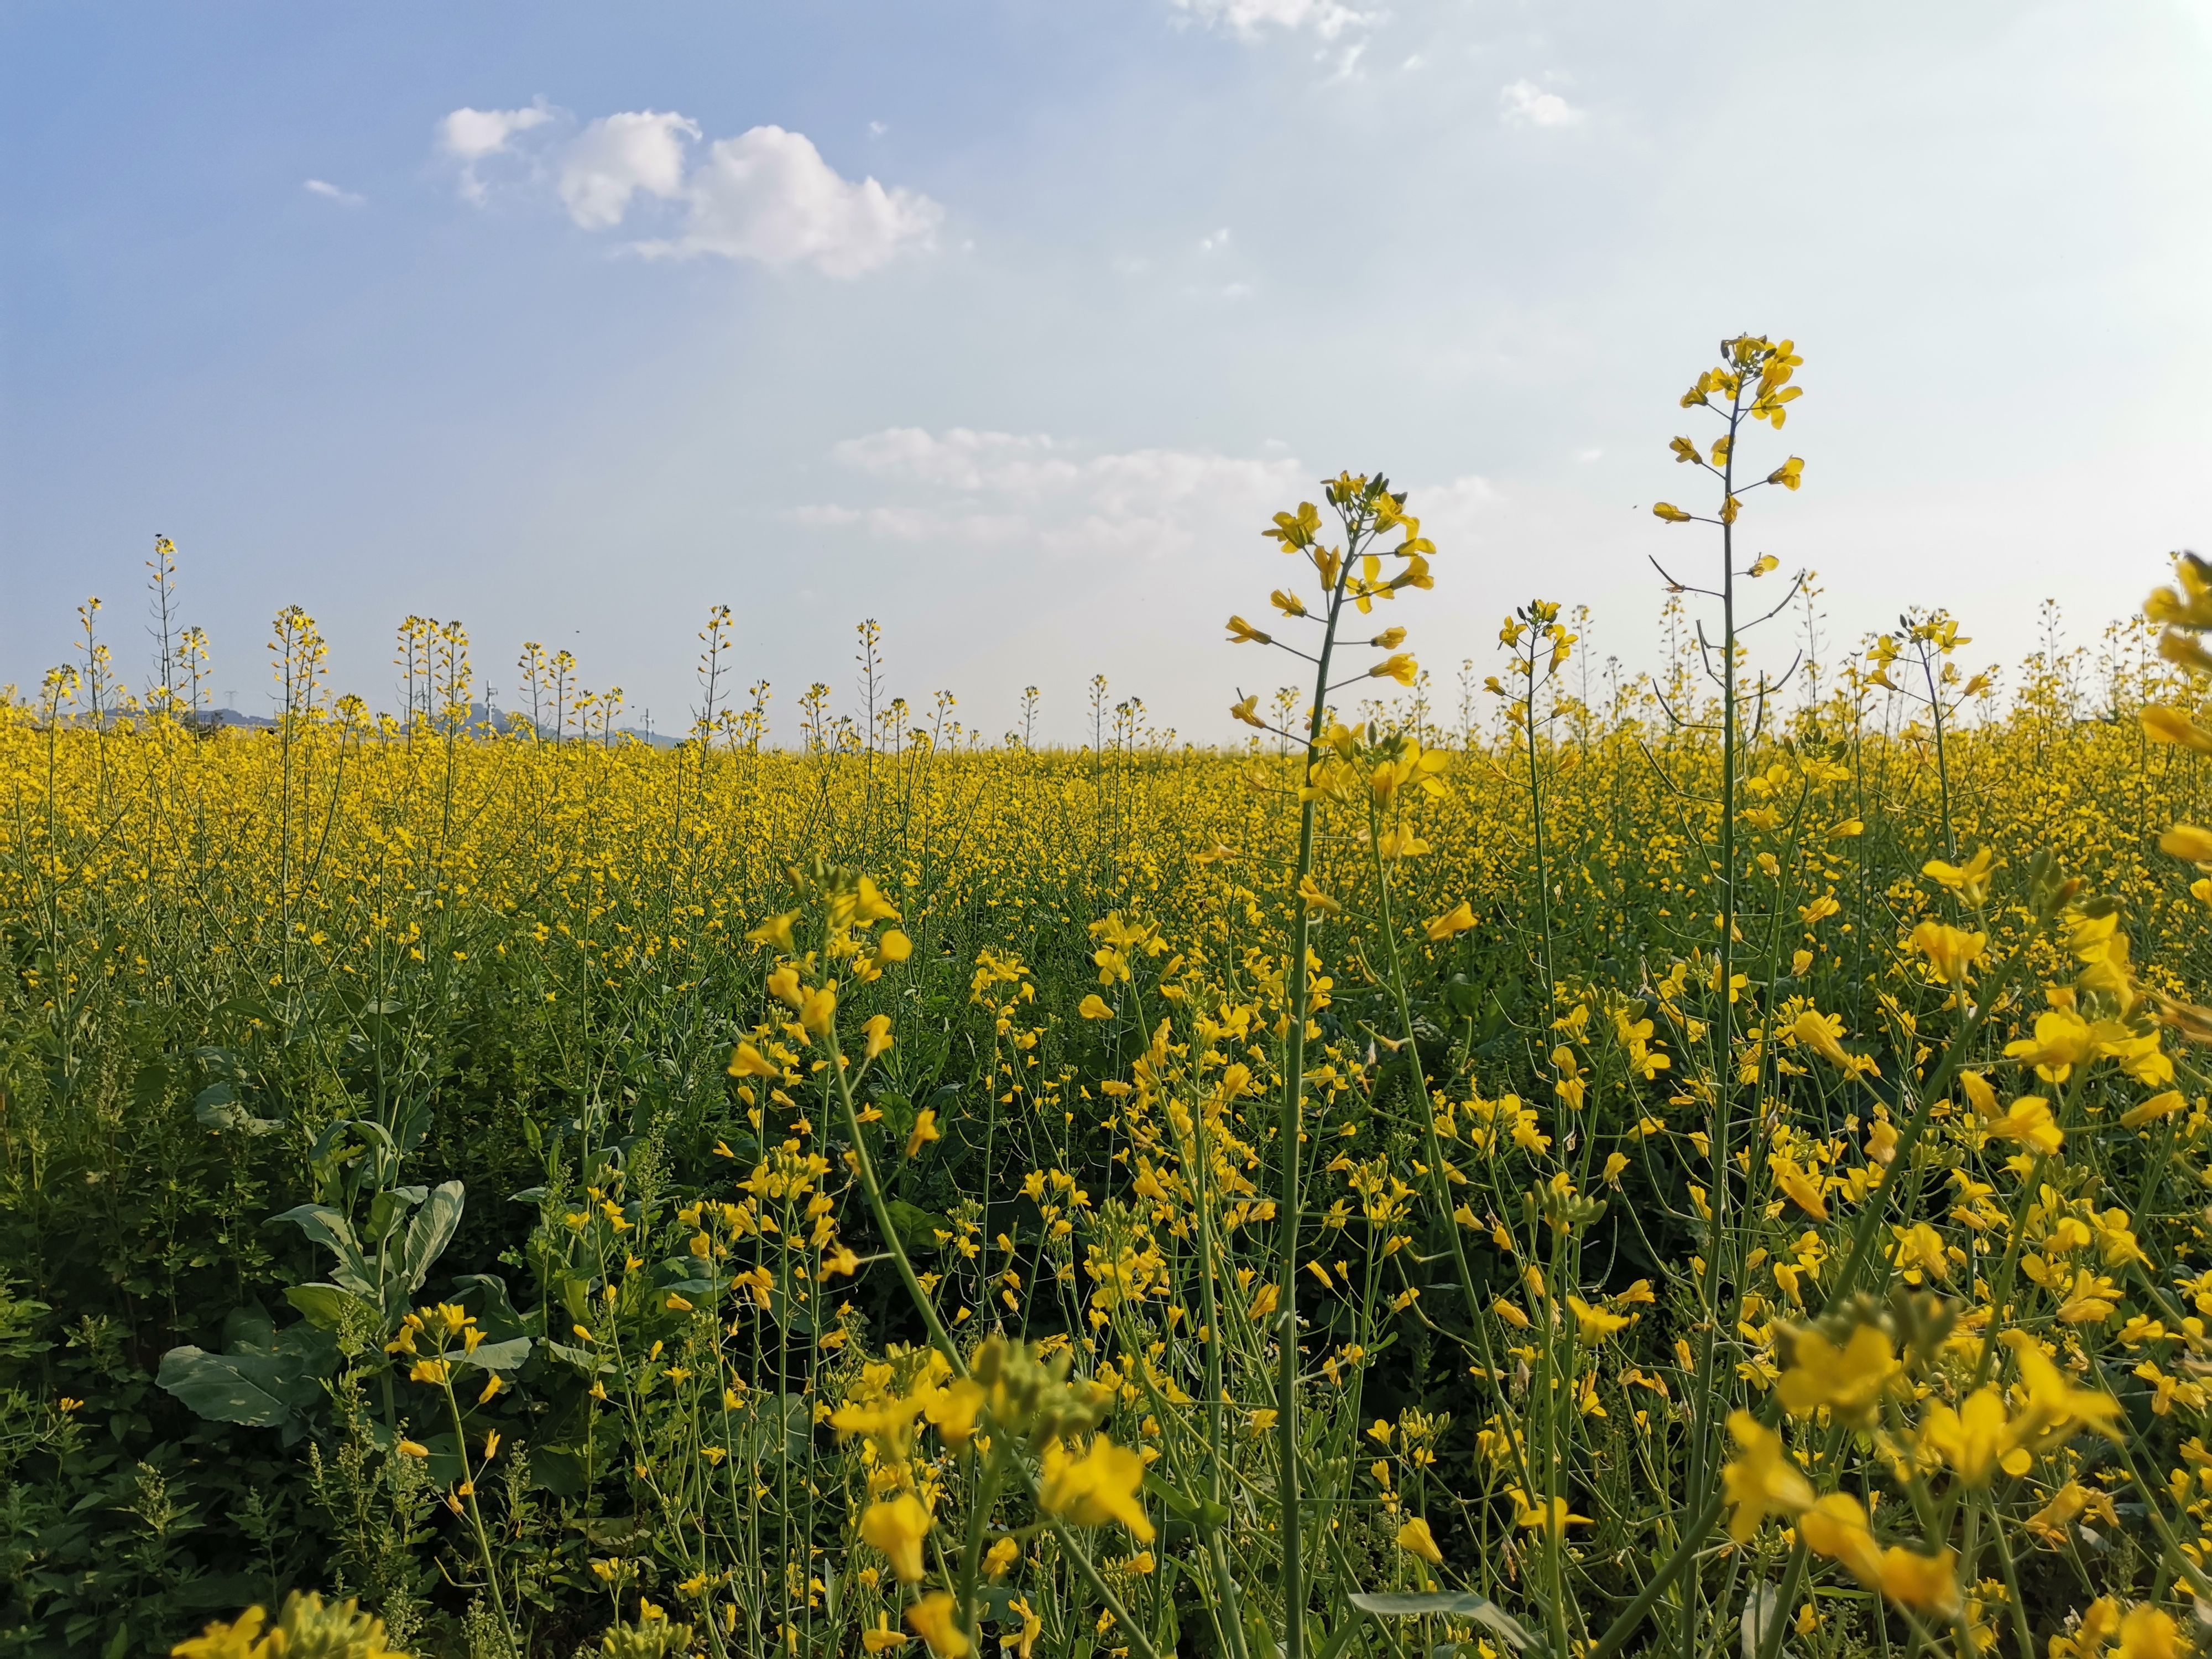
823, 997, 1160, 1659
1682, 389, 1745, 1659
440, 1376, 517, 1656
1820, 945, 2028, 1314
1588, 1491, 1725, 1659
1275, 509, 1364, 1659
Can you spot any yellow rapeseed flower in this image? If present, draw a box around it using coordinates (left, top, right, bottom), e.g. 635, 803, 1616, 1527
859, 1493, 932, 1584
1777, 1323, 1898, 1427
2143, 706, 2212, 752
1567, 1295, 1632, 1343
1395, 1516, 1443, 1565
1910, 919, 1987, 985
1511, 1493, 1590, 1538
745, 912, 797, 952
1425, 901, 1476, 941
1037, 1435, 1154, 1541
1719, 1411, 1812, 1541
1922, 847, 1996, 905
904, 1593, 968, 1658
1796, 1491, 1882, 1584
1918, 1386, 2031, 1485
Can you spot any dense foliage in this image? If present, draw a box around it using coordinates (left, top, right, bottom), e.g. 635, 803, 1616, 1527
7, 338, 2212, 1659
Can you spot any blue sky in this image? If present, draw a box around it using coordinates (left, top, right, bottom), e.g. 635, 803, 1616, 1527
4, 2, 2209, 740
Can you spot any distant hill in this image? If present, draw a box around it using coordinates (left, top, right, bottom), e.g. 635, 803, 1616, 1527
194, 707, 275, 731
191, 703, 681, 747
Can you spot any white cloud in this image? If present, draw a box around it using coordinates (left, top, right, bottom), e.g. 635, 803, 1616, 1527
637, 125, 940, 277
1499, 79, 1582, 128
439, 102, 555, 202
1169, 0, 1376, 40
1199, 227, 1230, 251
559, 111, 698, 231
440, 103, 553, 161
303, 179, 364, 206
438, 102, 938, 277
808, 427, 1306, 561
868, 120, 889, 137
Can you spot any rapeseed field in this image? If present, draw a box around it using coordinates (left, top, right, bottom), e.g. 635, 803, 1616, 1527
7, 337, 2211, 1659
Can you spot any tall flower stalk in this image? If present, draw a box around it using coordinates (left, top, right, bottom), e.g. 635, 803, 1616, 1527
1647, 335, 1808, 1656
1224, 472, 1432, 1656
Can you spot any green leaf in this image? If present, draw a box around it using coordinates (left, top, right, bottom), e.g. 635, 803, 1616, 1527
194, 1083, 280, 1135
156, 1345, 317, 1435
1142, 1473, 1230, 1529
364, 1186, 423, 1249
451, 1272, 533, 1339
531, 1447, 587, 1495
460, 1336, 532, 1372
656, 1261, 717, 1297
400, 1180, 465, 1291
270, 1203, 378, 1299
1349, 1594, 1533, 1650
546, 1340, 612, 1374
283, 1283, 370, 1333
884, 1198, 951, 1254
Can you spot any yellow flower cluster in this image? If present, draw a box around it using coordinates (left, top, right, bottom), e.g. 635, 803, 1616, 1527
20, 336, 2212, 1659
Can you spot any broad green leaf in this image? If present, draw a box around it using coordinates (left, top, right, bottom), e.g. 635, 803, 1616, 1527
156, 1345, 314, 1433
194, 1083, 279, 1135
268, 1204, 378, 1299
284, 1282, 371, 1333
364, 1186, 424, 1247
451, 1271, 533, 1339
546, 1339, 612, 1374
401, 1180, 465, 1291
461, 1336, 531, 1372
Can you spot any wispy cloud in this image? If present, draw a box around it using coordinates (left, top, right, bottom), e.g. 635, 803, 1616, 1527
302, 178, 365, 206
1499, 79, 1582, 128
1168, 0, 1376, 41
1168, 0, 1380, 82
806, 427, 1307, 560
